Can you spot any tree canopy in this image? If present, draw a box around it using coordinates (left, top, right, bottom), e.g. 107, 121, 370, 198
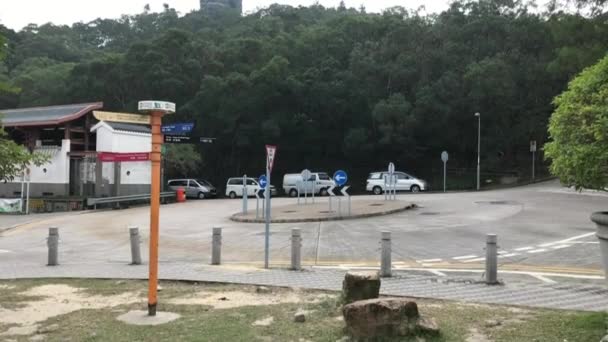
545, 55, 608, 190
0, 1, 607, 188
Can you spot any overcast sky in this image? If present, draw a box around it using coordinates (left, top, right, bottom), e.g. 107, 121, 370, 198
0, 1, 450, 31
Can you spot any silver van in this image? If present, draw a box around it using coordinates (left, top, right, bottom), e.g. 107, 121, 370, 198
167, 179, 217, 199
282, 172, 335, 197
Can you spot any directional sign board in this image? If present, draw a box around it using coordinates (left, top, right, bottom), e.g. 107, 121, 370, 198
138, 101, 176, 114
93, 111, 151, 125
259, 175, 268, 189
266, 145, 277, 172
530, 141, 537, 152
162, 123, 194, 134
441, 151, 449, 163
334, 170, 348, 187
164, 135, 193, 144
256, 189, 265, 199
200, 137, 216, 144
388, 162, 395, 174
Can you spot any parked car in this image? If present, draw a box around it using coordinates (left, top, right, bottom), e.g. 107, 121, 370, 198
282, 172, 336, 197
366, 171, 427, 194
167, 179, 217, 199
225, 177, 277, 199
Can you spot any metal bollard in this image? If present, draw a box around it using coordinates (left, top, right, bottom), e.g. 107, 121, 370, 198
47, 227, 59, 266
485, 234, 498, 285
211, 227, 222, 265
129, 226, 142, 265
291, 228, 302, 271
380, 231, 392, 277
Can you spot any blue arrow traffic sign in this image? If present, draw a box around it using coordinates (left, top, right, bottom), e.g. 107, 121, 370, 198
161, 123, 195, 134
333, 170, 348, 187
259, 175, 268, 189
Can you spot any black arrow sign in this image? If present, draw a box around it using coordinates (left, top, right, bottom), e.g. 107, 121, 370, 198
329, 186, 346, 197
256, 189, 266, 199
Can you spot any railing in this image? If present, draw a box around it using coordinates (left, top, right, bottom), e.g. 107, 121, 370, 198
87, 192, 176, 209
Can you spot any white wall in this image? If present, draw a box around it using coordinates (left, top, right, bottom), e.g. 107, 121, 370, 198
94, 122, 152, 186
10, 139, 71, 184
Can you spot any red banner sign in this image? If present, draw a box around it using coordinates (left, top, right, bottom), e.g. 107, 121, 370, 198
98, 152, 150, 162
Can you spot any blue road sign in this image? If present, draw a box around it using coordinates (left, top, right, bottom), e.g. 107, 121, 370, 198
162, 123, 195, 134
259, 175, 268, 189
334, 170, 348, 187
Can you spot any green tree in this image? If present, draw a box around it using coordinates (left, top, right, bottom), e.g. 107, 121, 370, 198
164, 144, 202, 178
545, 54, 608, 190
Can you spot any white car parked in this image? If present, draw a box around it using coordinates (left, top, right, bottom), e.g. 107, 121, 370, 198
282, 172, 336, 197
366, 171, 427, 194
225, 177, 277, 198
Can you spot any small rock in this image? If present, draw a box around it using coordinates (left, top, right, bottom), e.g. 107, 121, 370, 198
416, 317, 440, 336
484, 319, 502, 328
294, 311, 306, 323
157, 285, 163, 292
256, 286, 271, 294
29, 336, 45, 342
219, 297, 228, 301
335, 337, 350, 342
342, 271, 381, 304
601, 335, 608, 342
115, 280, 126, 285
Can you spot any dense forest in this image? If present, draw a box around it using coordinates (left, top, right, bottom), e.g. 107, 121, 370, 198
1, 0, 607, 190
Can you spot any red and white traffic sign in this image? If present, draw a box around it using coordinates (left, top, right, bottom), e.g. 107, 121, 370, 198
266, 145, 277, 172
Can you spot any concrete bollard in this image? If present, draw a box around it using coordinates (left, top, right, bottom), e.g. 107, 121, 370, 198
380, 231, 392, 277
47, 227, 59, 266
485, 234, 498, 285
129, 226, 142, 265
211, 227, 222, 265
291, 228, 302, 271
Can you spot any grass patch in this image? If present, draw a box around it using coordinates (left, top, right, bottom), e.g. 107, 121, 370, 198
0, 279, 605, 342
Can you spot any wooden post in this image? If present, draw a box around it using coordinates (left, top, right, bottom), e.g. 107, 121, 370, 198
148, 111, 164, 316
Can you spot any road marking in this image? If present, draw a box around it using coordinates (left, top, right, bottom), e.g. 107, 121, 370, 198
568, 241, 599, 244
417, 259, 442, 263
551, 244, 571, 249
0, 249, 11, 254
463, 257, 486, 263
538, 242, 556, 248
555, 232, 595, 244
528, 249, 547, 254
530, 273, 557, 284
428, 270, 446, 277
497, 250, 511, 255
452, 255, 478, 260
515, 247, 534, 251
499, 253, 520, 258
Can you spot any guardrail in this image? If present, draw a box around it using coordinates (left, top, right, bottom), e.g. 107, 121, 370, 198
87, 192, 176, 209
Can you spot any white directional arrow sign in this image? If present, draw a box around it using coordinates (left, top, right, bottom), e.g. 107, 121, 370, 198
341, 186, 350, 197
327, 185, 336, 197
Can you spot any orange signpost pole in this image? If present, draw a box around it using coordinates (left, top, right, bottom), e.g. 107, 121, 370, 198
138, 100, 176, 317
148, 111, 163, 316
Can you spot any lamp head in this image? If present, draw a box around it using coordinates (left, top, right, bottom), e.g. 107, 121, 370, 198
138, 101, 176, 114
474, 112, 480, 117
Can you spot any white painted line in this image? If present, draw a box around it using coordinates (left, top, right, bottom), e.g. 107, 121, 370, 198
452, 255, 478, 260
551, 244, 571, 249
462, 257, 486, 263
428, 270, 446, 277
538, 242, 556, 248
0, 249, 11, 254
497, 250, 510, 255
417, 259, 442, 263
498, 253, 520, 258
568, 241, 599, 244
515, 247, 534, 251
528, 249, 547, 254
530, 273, 557, 284
555, 232, 595, 244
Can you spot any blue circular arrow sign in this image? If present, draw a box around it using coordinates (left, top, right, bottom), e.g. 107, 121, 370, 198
259, 175, 268, 189
333, 170, 348, 186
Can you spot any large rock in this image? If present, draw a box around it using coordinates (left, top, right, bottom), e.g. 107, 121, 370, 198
342, 298, 440, 340
342, 271, 381, 304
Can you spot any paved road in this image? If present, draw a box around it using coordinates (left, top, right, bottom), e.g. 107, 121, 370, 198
0, 180, 606, 276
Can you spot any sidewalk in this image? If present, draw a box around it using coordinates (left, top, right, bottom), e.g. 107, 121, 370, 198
1, 261, 607, 312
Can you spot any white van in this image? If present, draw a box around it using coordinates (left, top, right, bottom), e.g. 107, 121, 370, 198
225, 177, 277, 199
282, 172, 335, 197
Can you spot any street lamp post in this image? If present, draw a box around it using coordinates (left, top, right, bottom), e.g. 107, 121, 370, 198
475, 112, 481, 191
